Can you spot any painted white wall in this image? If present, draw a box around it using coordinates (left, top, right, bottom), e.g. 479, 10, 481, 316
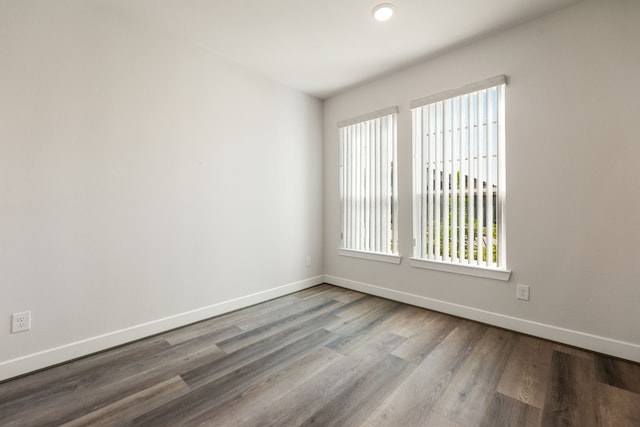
324, 0, 640, 361
0, 1, 323, 379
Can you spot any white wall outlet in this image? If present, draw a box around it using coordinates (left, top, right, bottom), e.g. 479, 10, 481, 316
11, 311, 31, 333
516, 284, 530, 301
306, 256, 311, 267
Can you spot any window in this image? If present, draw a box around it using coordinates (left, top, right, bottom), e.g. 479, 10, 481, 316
410, 76, 510, 280
339, 107, 400, 264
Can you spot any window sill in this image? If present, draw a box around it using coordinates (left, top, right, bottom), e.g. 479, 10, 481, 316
338, 249, 402, 264
409, 257, 511, 281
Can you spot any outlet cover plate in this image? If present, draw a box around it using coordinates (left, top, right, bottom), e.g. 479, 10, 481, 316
516, 284, 530, 301
11, 311, 31, 333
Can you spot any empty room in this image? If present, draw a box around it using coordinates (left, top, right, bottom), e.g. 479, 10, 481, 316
1, 0, 639, 425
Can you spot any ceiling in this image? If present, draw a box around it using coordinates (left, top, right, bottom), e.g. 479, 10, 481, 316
100, 0, 584, 99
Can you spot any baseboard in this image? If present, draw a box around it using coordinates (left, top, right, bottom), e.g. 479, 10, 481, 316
324, 274, 640, 363
0, 276, 323, 382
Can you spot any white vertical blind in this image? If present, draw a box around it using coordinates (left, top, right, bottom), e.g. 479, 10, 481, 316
412, 76, 506, 270
339, 107, 398, 255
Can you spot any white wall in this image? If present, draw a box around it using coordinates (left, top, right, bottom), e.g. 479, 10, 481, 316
324, 0, 640, 361
0, 1, 323, 380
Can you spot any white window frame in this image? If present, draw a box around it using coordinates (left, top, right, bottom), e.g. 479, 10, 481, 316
338, 107, 400, 264
410, 76, 511, 280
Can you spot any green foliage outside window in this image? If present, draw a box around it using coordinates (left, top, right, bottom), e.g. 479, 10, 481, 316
425, 195, 497, 263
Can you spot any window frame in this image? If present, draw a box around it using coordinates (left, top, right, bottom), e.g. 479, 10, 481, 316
410, 76, 511, 281
338, 107, 400, 264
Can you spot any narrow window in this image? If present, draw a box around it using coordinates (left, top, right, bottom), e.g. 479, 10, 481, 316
411, 76, 510, 280
339, 107, 399, 263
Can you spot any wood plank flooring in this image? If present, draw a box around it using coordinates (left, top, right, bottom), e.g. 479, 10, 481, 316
1, 284, 639, 426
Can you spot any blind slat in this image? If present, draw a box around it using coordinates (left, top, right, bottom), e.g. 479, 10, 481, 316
458, 96, 465, 261
451, 98, 458, 263
364, 122, 370, 251
427, 106, 434, 259
468, 94, 475, 265
443, 100, 451, 262
435, 102, 442, 260
497, 84, 506, 266
375, 119, 381, 252
487, 88, 495, 266
476, 91, 484, 266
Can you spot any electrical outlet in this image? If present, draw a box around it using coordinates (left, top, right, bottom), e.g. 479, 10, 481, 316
306, 256, 311, 267
11, 311, 31, 333
516, 284, 530, 301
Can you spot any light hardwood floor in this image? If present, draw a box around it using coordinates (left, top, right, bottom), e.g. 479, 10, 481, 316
1, 284, 639, 426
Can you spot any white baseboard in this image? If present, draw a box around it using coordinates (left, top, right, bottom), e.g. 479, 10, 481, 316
324, 275, 640, 363
0, 276, 323, 382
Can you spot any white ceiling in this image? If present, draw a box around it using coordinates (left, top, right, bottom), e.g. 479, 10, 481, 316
101, 0, 584, 99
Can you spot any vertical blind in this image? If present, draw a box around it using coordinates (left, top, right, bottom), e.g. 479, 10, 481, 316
339, 107, 398, 255
411, 76, 506, 269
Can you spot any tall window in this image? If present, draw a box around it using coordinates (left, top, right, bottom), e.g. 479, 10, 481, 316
339, 107, 399, 263
411, 76, 509, 279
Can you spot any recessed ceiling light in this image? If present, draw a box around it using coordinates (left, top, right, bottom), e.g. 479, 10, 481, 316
372, 3, 394, 22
